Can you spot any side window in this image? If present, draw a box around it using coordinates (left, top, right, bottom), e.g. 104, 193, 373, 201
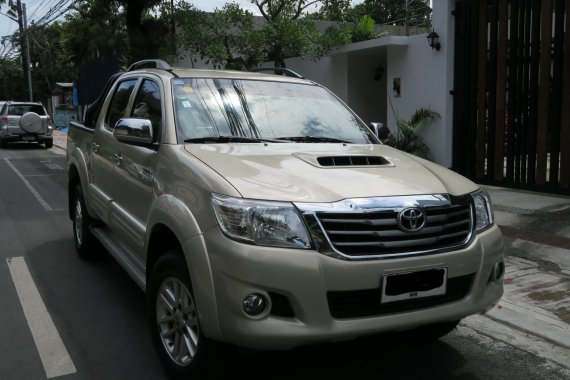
105, 79, 138, 131
130, 79, 162, 143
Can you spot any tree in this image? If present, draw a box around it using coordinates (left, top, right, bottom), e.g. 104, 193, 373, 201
384, 107, 440, 160
351, 0, 432, 28
175, 2, 266, 70
176, 0, 350, 70
61, 0, 127, 69
251, 0, 349, 68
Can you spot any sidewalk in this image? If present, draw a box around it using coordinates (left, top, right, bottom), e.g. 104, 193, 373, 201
52, 129, 67, 150
482, 185, 570, 352
52, 128, 569, 352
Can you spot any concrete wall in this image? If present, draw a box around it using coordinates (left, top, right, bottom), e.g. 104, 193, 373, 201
347, 52, 387, 126
386, 0, 455, 167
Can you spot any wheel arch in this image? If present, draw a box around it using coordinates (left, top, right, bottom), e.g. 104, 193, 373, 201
146, 196, 222, 340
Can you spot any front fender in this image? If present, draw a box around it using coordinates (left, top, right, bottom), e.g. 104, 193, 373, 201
147, 195, 221, 339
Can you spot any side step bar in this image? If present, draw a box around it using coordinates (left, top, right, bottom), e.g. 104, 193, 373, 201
91, 226, 147, 291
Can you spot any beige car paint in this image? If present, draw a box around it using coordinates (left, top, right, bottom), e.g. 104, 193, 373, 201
67, 66, 504, 352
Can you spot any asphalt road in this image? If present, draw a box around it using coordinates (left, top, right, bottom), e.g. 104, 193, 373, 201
0, 142, 568, 380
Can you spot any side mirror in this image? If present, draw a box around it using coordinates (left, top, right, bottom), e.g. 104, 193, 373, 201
113, 118, 153, 145
369, 122, 390, 140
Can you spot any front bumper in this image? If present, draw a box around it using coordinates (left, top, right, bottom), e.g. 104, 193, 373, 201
187, 224, 504, 350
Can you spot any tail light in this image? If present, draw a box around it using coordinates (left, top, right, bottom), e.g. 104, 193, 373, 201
0, 114, 7, 127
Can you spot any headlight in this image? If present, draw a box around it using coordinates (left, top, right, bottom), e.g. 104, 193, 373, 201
211, 194, 311, 249
472, 190, 494, 232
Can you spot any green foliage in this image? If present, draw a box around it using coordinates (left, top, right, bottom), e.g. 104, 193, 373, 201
351, 0, 432, 28
351, 15, 378, 43
384, 107, 440, 160
61, 0, 128, 67
175, 0, 349, 70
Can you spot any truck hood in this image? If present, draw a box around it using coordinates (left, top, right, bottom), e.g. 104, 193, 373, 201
184, 143, 479, 202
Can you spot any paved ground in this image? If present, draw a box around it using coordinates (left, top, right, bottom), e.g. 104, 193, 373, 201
52, 129, 570, 366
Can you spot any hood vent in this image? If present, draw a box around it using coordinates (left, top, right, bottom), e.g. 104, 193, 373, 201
317, 155, 391, 167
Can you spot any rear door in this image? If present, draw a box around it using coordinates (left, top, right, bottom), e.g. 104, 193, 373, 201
89, 78, 138, 224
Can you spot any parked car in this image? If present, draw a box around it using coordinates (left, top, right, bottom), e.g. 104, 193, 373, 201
0, 101, 54, 148
67, 59, 504, 379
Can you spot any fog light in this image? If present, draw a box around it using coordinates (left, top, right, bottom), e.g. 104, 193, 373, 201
243, 293, 266, 316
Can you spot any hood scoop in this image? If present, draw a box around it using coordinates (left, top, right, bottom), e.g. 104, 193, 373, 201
294, 153, 394, 168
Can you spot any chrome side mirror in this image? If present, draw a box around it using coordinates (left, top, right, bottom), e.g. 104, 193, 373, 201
113, 118, 153, 145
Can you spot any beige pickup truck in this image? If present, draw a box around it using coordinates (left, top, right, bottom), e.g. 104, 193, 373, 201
67, 59, 504, 378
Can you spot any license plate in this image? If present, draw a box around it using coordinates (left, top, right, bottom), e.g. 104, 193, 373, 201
381, 268, 447, 304
22, 136, 35, 141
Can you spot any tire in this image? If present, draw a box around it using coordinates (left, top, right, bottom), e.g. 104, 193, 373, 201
148, 251, 229, 379
72, 184, 97, 259
410, 320, 461, 342
19, 112, 43, 134
0, 139, 7, 149
45, 139, 53, 149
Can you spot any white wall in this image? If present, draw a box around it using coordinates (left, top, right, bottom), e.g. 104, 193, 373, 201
347, 53, 387, 125
284, 55, 349, 102
386, 0, 455, 167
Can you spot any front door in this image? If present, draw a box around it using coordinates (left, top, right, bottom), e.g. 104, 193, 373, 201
110, 78, 163, 256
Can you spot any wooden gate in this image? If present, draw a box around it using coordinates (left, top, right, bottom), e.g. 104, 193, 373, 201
453, 0, 570, 194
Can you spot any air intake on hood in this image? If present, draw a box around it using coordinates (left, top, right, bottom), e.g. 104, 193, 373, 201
317, 155, 390, 167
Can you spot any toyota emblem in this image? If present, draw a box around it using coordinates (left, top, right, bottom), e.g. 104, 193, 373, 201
397, 207, 426, 232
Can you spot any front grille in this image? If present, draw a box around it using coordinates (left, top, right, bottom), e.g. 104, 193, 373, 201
327, 274, 474, 319
314, 197, 473, 258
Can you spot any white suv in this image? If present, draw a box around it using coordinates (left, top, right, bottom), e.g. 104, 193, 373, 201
0, 101, 54, 148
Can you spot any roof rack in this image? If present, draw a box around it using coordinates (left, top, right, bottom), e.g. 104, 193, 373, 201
249, 67, 305, 79
127, 59, 177, 76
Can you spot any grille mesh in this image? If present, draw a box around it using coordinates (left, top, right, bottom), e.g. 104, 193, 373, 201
315, 201, 473, 257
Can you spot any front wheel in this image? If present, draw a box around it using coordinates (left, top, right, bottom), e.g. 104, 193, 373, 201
72, 184, 97, 259
148, 251, 228, 379
44, 139, 53, 149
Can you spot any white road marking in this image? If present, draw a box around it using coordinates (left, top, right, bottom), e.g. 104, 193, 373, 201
3, 158, 64, 211
6, 257, 77, 378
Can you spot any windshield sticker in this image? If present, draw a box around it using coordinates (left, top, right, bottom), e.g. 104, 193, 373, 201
182, 101, 192, 108
182, 86, 194, 93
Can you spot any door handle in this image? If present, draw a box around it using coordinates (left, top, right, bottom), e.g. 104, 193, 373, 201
114, 152, 123, 165
92, 142, 100, 153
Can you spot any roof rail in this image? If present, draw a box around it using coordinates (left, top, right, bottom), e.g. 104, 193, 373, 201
127, 59, 173, 72
249, 67, 305, 79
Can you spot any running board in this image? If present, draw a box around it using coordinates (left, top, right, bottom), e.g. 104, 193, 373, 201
91, 226, 147, 291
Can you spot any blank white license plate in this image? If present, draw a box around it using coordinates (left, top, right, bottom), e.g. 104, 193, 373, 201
381, 268, 447, 304
22, 136, 35, 141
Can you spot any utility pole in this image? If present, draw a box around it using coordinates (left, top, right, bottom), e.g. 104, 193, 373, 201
405, 0, 409, 36
16, 0, 32, 101
23, 2, 32, 101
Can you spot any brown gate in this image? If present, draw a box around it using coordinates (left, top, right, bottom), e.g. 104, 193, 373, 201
453, 0, 570, 194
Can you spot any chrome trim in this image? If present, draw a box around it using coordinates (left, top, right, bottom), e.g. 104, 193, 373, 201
295, 194, 474, 261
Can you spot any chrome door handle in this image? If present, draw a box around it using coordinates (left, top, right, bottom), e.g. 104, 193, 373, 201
114, 152, 123, 165
92, 142, 100, 153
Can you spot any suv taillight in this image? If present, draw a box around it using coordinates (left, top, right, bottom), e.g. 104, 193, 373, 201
0, 115, 7, 127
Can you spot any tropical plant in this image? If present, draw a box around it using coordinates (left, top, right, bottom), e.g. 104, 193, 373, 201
384, 107, 440, 160
351, 14, 378, 43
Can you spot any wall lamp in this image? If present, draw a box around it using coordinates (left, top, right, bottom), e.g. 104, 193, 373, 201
427, 29, 441, 51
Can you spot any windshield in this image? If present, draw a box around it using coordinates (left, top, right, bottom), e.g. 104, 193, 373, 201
172, 78, 376, 144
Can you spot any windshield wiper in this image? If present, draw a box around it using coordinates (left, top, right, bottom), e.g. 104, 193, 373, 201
184, 136, 283, 143
276, 136, 352, 143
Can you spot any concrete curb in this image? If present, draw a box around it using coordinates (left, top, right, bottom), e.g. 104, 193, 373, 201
485, 297, 570, 349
